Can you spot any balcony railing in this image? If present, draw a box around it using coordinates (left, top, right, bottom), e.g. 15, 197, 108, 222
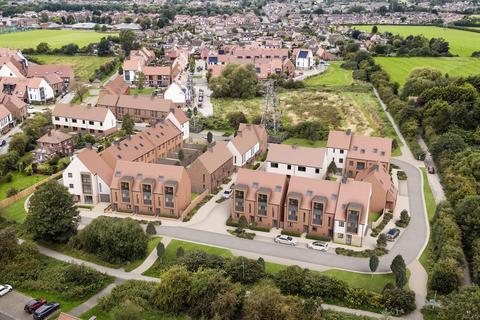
288, 209, 298, 221
235, 200, 244, 212
312, 216, 322, 225
258, 205, 267, 216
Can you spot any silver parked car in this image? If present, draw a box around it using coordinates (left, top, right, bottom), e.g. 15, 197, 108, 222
274, 235, 297, 246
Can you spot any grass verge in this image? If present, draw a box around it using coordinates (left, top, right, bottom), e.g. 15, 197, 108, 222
1, 196, 28, 223
0, 172, 48, 200
419, 168, 437, 275
124, 237, 162, 272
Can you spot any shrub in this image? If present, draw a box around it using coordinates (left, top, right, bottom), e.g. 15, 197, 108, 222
370, 212, 393, 237
377, 233, 388, 248
248, 224, 271, 232
146, 222, 157, 235
395, 210, 411, 228
76, 217, 148, 264
306, 233, 331, 241
6, 187, 18, 197
429, 258, 460, 295
176, 246, 184, 259
178, 250, 227, 272
228, 229, 255, 240
5, 172, 13, 182
397, 170, 407, 180
225, 256, 265, 284
281, 230, 301, 237
381, 287, 416, 316
335, 247, 388, 257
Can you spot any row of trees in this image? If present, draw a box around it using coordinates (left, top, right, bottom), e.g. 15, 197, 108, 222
370, 33, 451, 57
340, 42, 480, 301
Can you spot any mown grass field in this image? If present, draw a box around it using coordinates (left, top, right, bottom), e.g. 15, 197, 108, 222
352, 25, 480, 56
1, 196, 28, 223
30, 54, 116, 82
304, 61, 353, 86
0, 172, 47, 200
0, 30, 112, 49
375, 56, 480, 86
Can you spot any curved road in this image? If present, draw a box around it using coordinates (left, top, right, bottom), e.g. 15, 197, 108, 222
154, 158, 428, 273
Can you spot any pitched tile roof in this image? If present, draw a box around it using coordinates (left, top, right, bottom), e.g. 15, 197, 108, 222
37, 129, 72, 144
267, 143, 326, 168
287, 176, 340, 212
76, 148, 113, 185
334, 178, 371, 224
196, 141, 232, 174
327, 130, 352, 149
235, 168, 287, 206
53, 103, 110, 122
27, 64, 74, 79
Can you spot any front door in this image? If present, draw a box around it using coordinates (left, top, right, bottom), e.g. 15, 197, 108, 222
346, 234, 352, 245
303, 225, 309, 233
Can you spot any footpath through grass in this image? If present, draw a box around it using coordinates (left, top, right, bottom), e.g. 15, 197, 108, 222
144, 239, 395, 293
124, 237, 162, 272
0, 30, 111, 49
419, 168, 437, 274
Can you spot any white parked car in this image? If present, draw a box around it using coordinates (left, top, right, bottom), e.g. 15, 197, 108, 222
307, 241, 329, 252
222, 189, 233, 199
0, 284, 12, 297
274, 235, 297, 246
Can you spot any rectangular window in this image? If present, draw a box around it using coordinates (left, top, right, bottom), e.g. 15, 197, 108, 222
69, 184, 73, 189
270, 162, 278, 168
80, 174, 92, 194
164, 186, 174, 208
288, 198, 299, 221
234, 190, 245, 212
89, 121, 94, 125
338, 233, 344, 239
339, 221, 344, 227
258, 194, 267, 216
68, 173, 72, 178
72, 119, 77, 123
339, 158, 343, 164
121, 182, 130, 203
315, 168, 320, 174
55, 117, 60, 121
340, 149, 344, 154
312, 202, 324, 225
298, 166, 306, 172
143, 184, 152, 205
287, 164, 291, 170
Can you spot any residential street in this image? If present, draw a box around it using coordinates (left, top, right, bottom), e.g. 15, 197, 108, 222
0, 125, 21, 155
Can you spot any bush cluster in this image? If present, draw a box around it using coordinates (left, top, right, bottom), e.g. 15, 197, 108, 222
370, 212, 393, 237
335, 247, 388, 258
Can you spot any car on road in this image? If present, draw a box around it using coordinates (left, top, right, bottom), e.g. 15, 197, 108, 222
307, 241, 329, 251
427, 166, 435, 174
33, 302, 60, 320
0, 284, 12, 296
24, 298, 47, 313
386, 228, 400, 241
274, 234, 297, 246
0, 140, 5, 147
222, 189, 233, 199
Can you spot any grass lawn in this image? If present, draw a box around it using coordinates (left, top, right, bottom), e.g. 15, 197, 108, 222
144, 239, 396, 293
0, 30, 113, 49
30, 54, 116, 82
129, 87, 155, 95
124, 237, 162, 272
211, 96, 264, 122
419, 168, 437, 275
80, 305, 188, 320
282, 138, 326, 148
1, 196, 27, 223
0, 172, 48, 200
304, 61, 353, 87
374, 57, 480, 86
41, 242, 123, 269
352, 25, 480, 56
369, 211, 381, 222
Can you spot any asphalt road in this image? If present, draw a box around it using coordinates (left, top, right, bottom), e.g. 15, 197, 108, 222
0, 125, 21, 155
152, 158, 427, 273
0, 291, 32, 320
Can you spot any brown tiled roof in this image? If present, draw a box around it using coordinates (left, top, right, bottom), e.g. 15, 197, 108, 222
355, 162, 398, 201
235, 168, 287, 206
196, 141, 232, 174
266, 143, 326, 168
143, 119, 182, 148
2, 62, 23, 78
53, 103, 110, 122
0, 94, 26, 111
143, 66, 171, 76
37, 130, 72, 144
334, 178, 371, 224
27, 64, 74, 79
123, 58, 142, 71
44, 73, 63, 85
287, 176, 340, 212
116, 95, 175, 112
77, 148, 113, 185
26, 77, 43, 88
97, 94, 120, 107
0, 104, 11, 120
104, 77, 129, 96
231, 126, 259, 155
349, 135, 392, 163
110, 160, 188, 194
327, 130, 352, 149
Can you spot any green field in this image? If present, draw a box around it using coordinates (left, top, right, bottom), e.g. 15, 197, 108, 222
353, 25, 480, 56
375, 57, 480, 86
31, 54, 116, 82
304, 61, 353, 87
0, 172, 47, 200
1, 196, 28, 223
0, 30, 112, 49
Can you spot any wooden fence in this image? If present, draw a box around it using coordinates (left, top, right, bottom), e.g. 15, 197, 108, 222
0, 170, 64, 209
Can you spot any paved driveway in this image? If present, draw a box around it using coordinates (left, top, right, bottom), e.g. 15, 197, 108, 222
0, 291, 31, 320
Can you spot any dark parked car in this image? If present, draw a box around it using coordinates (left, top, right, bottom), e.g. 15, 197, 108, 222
386, 228, 400, 241
33, 302, 60, 320
427, 166, 435, 174
24, 298, 47, 313
0, 140, 6, 147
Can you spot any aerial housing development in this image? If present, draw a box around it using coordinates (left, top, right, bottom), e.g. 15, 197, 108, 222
0, 0, 478, 319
